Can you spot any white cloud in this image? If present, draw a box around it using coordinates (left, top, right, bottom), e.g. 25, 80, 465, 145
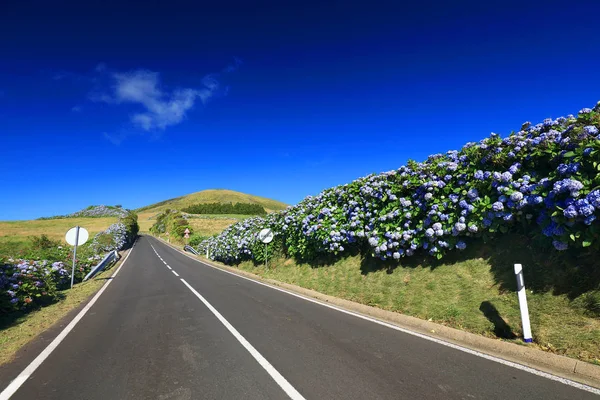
93, 65, 233, 132
71, 105, 82, 112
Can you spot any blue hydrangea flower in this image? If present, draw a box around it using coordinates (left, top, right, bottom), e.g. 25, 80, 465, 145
510, 192, 523, 202
501, 172, 513, 182
575, 199, 594, 217
456, 241, 467, 250
492, 202, 504, 212
552, 240, 568, 251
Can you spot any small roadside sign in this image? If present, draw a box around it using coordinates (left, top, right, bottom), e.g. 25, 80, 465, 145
65, 226, 89, 246
258, 228, 274, 244
184, 233, 190, 239
184, 228, 190, 234
258, 228, 274, 269
65, 226, 89, 289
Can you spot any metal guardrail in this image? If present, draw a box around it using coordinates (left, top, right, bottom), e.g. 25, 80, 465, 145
83, 250, 120, 281
183, 245, 199, 255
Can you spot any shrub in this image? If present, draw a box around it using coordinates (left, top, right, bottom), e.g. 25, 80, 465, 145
0, 260, 60, 314
150, 210, 192, 241
188, 233, 208, 247
89, 211, 138, 252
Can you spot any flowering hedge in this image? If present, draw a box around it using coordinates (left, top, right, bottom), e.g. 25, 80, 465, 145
199, 102, 600, 264
0, 258, 99, 314
1, 213, 138, 315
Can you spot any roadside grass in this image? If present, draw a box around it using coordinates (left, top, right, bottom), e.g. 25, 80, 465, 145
224, 235, 600, 364
0, 217, 117, 246
0, 256, 122, 366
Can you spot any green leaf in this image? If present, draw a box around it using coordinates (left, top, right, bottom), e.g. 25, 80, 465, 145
563, 151, 576, 157
583, 240, 592, 248
570, 234, 576, 241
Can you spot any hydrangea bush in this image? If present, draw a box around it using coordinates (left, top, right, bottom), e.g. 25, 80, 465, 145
199, 102, 600, 264
1, 213, 139, 314
89, 223, 129, 252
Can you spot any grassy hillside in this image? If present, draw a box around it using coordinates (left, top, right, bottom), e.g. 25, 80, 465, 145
0, 217, 118, 255
136, 189, 288, 214
136, 189, 287, 234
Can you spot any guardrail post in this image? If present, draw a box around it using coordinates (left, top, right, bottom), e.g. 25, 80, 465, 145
514, 263, 533, 343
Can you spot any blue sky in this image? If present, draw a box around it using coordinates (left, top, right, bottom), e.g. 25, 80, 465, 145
1, 0, 600, 220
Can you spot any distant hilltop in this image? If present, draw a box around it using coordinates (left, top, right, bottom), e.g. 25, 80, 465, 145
136, 189, 288, 214
39, 205, 131, 220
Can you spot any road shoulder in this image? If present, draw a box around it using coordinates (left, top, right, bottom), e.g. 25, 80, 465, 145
151, 235, 600, 390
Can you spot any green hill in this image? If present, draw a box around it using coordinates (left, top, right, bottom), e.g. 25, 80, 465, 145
136, 189, 288, 214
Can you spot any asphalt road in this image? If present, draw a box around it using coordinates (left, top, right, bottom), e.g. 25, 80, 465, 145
2, 235, 598, 399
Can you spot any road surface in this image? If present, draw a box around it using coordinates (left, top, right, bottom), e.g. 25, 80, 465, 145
1, 235, 598, 399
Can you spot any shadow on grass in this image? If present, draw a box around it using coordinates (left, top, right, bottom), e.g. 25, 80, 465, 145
356, 232, 600, 300
0, 293, 65, 331
479, 301, 517, 339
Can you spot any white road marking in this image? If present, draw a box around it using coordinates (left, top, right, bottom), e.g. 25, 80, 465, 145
152, 236, 600, 396
167, 265, 172, 270
180, 278, 305, 400
172, 271, 179, 277
0, 240, 137, 400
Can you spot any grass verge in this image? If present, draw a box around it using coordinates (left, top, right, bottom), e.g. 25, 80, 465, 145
0, 254, 123, 366
221, 236, 600, 365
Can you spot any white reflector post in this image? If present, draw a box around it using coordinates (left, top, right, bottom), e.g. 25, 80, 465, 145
514, 263, 533, 343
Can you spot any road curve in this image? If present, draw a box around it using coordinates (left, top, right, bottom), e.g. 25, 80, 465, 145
1, 235, 598, 399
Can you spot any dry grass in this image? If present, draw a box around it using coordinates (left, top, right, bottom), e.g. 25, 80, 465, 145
138, 211, 238, 236
187, 218, 237, 236
137, 212, 157, 232
0, 217, 118, 245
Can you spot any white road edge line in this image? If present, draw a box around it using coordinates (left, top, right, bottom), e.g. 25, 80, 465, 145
153, 237, 600, 396
172, 271, 179, 277
0, 239, 138, 400
167, 266, 172, 270
179, 278, 305, 400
